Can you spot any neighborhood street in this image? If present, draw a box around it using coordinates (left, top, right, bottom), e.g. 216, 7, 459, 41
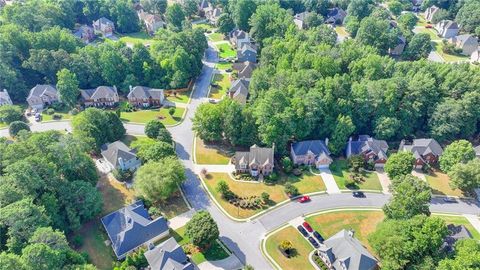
1, 43, 479, 270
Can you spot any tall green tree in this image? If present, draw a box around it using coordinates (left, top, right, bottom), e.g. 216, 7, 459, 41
185, 211, 219, 248
448, 159, 480, 195
356, 17, 399, 55
384, 151, 415, 179
249, 3, 294, 47
455, 0, 480, 33
346, 0, 375, 19
383, 175, 431, 219
403, 33, 432, 60
329, 115, 355, 155
0, 105, 23, 124
438, 239, 480, 270
440, 140, 475, 173
166, 4, 186, 31
230, 0, 257, 31
56, 69, 79, 109
137, 141, 175, 163
192, 103, 224, 142
217, 14, 235, 35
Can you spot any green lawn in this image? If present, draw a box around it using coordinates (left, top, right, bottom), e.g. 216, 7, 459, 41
0, 122, 7, 129
121, 134, 155, 149
431, 41, 470, 62
216, 62, 233, 71
217, 43, 236, 59
118, 31, 154, 45
192, 23, 214, 31
416, 27, 439, 40
195, 137, 232, 164
335, 26, 349, 37
120, 107, 185, 125
265, 226, 316, 270
208, 32, 225, 42
171, 226, 230, 265
426, 170, 464, 197
42, 112, 72, 121
434, 214, 480, 240
165, 91, 191, 104
284, 171, 326, 195
330, 160, 382, 191
209, 73, 231, 99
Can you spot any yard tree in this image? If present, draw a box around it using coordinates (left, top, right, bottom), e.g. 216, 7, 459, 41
369, 215, 448, 270
384, 151, 415, 179
217, 14, 235, 35
431, 8, 449, 24
185, 210, 219, 248
0, 252, 26, 270
304, 12, 324, 28
137, 141, 175, 163
181, 0, 198, 18
397, 13, 418, 32
23, 49, 71, 84
249, 3, 294, 47
440, 140, 475, 173
448, 159, 480, 195
56, 68, 79, 109
455, 0, 480, 33
192, 103, 224, 142
304, 0, 329, 15
388, 1, 403, 16
134, 157, 186, 201
0, 105, 23, 124
166, 4, 185, 31
231, 0, 257, 31
141, 0, 168, 14
347, 0, 375, 19
21, 243, 65, 270
329, 115, 355, 156
383, 175, 431, 219
157, 128, 173, 145
356, 17, 399, 55
403, 33, 432, 60
344, 16, 360, 37
144, 119, 167, 139
308, 25, 337, 47
8, 121, 30, 137
29, 227, 68, 251
107, 0, 141, 33
438, 239, 480, 270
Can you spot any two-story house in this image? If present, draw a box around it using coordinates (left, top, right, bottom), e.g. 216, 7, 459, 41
346, 135, 389, 167
293, 12, 310, 29
325, 8, 347, 25
233, 61, 256, 80
80, 86, 119, 107
127, 86, 164, 107
425, 5, 439, 22
101, 140, 142, 172
93, 17, 115, 37
229, 29, 251, 49
290, 140, 332, 169
435, 20, 459, 39
27, 84, 59, 110
449, 34, 479, 56
237, 43, 257, 63
0, 89, 13, 106
399, 138, 443, 169
138, 10, 166, 35
206, 7, 222, 25
228, 78, 249, 105
233, 144, 275, 178
73, 25, 95, 44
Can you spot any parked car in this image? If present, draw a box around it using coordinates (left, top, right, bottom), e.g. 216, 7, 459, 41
353, 191, 366, 198
308, 237, 319, 248
208, 99, 217, 104
297, 225, 309, 237
426, 24, 432, 28
298, 196, 311, 203
313, 231, 324, 243
443, 197, 457, 203
303, 222, 313, 232
34, 113, 41, 122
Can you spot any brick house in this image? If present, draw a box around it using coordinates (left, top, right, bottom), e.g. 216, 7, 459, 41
233, 144, 275, 178
399, 138, 443, 169
290, 139, 332, 169
26, 84, 59, 110
346, 135, 389, 168
127, 86, 164, 108
80, 86, 119, 107
93, 17, 115, 37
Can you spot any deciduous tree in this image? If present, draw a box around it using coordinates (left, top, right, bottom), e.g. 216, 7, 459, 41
185, 211, 219, 248
56, 69, 79, 109
383, 175, 431, 219
384, 151, 415, 179
440, 140, 475, 173
448, 159, 480, 195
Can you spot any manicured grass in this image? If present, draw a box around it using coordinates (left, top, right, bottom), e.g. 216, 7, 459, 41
120, 107, 185, 125
209, 73, 231, 99
217, 43, 236, 59
171, 226, 230, 265
118, 31, 154, 45
216, 62, 233, 71
208, 32, 225, 42
121, 134, 155, 149
426, 170, 464, 197
165, 91, 191, 104
330, 160, 382, 191
416, 27, 439, 40
42, 112, 72, 121
434, 214, 480, 240
265, 226, 316, 270
192, 23, 214, 31
305, 210, 384, 252
203, 171, 326, 219
431, 41, 470, 62
335, 26, 349, 37
195, 137, 232, 164
417, 14, 428, 26
0, 122, 7, 128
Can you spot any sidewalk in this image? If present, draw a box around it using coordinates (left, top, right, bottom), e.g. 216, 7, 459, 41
463, 214, 480, 234
375, 168, 391, 194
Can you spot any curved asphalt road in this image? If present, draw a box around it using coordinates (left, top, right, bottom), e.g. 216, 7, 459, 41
2, 44, 479, 270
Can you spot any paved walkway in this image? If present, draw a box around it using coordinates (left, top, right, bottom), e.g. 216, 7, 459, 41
315, 168, 341, 194
168, 209, 195, 230
197, 254, 243, 270
375, 168, 392, 194
464, 214, 480, 234
412, 169, 427, 181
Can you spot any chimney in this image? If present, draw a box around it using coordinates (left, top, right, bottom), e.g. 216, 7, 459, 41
129, 85, 133, 92
325, 137, 329, 146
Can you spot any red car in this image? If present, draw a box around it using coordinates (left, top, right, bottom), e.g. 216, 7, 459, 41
426, 24, 433, 28
303, 222, 313, 232
298, 196, 311, 203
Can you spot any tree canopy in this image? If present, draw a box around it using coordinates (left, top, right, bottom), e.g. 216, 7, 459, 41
384, 151, 415, 179
439, 140, 476, 173
185, 211, 219, 248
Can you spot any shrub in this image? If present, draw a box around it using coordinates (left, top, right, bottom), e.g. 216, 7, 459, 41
266, 172, 278, 182
279, 240, 293, 252
9, 121, 30, 137
112, 169, 132, 182
281, 157, 293, 173
70, 108, 79, 115
45, 108, 55, 115
72, 235, 84, 248
148, 206, 161, 218
216, 180, 234, 199
52, 114, 62, 120
168, 107, 176, 116
0, 105, 23, 124
261, 192, 270, 202
348, 155, 365, 173
284, 183, 299, 196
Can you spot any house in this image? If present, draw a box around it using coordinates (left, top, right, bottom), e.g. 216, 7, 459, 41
73, 25, 95, 43
145, 238, 194, 270
399, 138, 443, 168
229, 29, 250, 48
317, 230, 378, 270
475, 188, 480, 202
26, 84, 59, 110
0, 89, 13, 106
237, 43, 257, 63
0, 0, 5, 8
291, 140, 332, 169
325, 8, 347, 25
233, 144, 275, 177
127, 86, 164, 108
471, 49, 480, 64
346, 135, 389, 168
138, 10, 166, 35
198, 0, 211, 15
101, 201, 169, 260
435, 20, 459, 39
425, 5, 439, 22
443, 224, 472, 252
293, 12, 309, 29
80, 86, 119, 107
100, 141, 141, 172
93, 17, 115, 37
233, 61, 256, 80
412, 0, 423, 11
206, 7, 222, 25
228, 78, 249, 105
389, 35, 406, 56
449, 34, 479, 56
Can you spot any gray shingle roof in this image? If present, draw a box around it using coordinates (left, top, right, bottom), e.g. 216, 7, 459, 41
235, 145, 274, 170
145, 238, 194, 270
399, 138, 443, 158
101, 201, 169, 259
319, 230, 378, 270
233, 61, 256, 79
292, 140, 330, 156
294, 12, 309, 22
127, 86, 164, 100
474, 145, 480, 157
27, 84, 57, 100
347, 135, 388, 160
95, 17, 114, 26
80, 86, 118, 100
101, 141, 138, 168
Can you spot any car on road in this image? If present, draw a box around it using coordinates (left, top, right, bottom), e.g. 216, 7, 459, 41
443, 197, 457, 203
313, 231, 324, 243
297, 225, 309, 237
308, 237, 319, 248
353, 191, 366, 198
303, 221, 313, 232
298, 195, 311, 203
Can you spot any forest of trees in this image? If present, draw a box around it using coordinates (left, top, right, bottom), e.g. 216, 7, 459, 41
0, 0, 207, 103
